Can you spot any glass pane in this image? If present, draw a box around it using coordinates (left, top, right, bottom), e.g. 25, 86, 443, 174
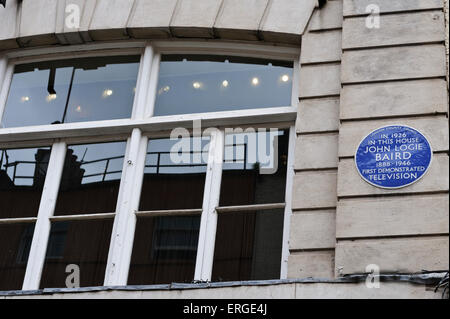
0, 223, 35, 291
211, 209, 284, 282
139, 137, 209, 211
2, 56, 140, 128
220, 129, 289, 206
0, 147, 50, 218
54, 141, 126, 216
40, 219, 113, 289
128, 215, 200, 285
154, 55, 293, 116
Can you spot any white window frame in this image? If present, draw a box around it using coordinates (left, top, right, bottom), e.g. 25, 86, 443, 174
0, 40, 299, 290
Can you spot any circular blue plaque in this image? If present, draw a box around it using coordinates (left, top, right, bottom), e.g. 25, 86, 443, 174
355, 125, 432, 189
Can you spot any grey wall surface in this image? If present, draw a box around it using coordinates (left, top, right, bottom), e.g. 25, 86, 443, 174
0, 0, 318, 48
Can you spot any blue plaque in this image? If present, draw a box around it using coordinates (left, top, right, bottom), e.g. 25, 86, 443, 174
355, 125, 432, 189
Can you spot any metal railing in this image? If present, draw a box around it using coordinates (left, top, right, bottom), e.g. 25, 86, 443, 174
1, 143, 248, 183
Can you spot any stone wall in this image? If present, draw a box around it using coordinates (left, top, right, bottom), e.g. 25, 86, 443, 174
288, 0, 343, 279
335, 0, 449, 276
0, 0, 318, 48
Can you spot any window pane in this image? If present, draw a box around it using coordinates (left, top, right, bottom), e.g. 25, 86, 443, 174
40, 219, 113, 289
0, 223, 35, 291
220, 129, 289, 206
212, 209, 284, 282
139, 137, 209, 211
54, 141, 126, 216
154, 55, 293, 116
2, 56, 140, 128
0, 147, 50, 218
128, 215, 200, 285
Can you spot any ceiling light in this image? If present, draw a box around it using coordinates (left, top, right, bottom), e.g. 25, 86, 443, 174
75, 105, 82, 113
21, 96, 30, 102
251, 77, 259, 86
281, 74, 290, 82
193, 82, 202, 89
102, 89, 113, 97
46, 93, 57, 102
222, 80, 229, 88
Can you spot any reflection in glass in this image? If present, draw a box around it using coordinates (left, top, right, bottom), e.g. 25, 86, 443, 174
2, 56, 140, 128
212, 209, 284, 282
139, 137, 210, 211
54, 141, 126, 216
40, 219, 113, 288
154, 55, 293, 116
128, 215, 200, 285
0, 147, 50, 218
220, 129, 289, 206
0, 223, 35, 291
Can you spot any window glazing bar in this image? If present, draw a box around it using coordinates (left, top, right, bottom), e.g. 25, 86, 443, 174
0, 63, 13, 127
132, 44, 153, 120
103, 128, 148, 286
22, 142, 67, 290
135, 209, 203, 217
280, 125, 296, 280
145, 52, 161, 118
49, 213, 116, 222
0, 217, 37, 224
194, 129, 224, 282
215, 203, 286, 213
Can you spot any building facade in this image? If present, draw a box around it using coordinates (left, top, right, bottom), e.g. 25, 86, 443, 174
0, 0, 448, 298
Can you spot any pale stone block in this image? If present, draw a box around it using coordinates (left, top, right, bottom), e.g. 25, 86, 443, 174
309, 0, 343, 31
127, 0, 178, 38
295, 282, 442, 299
214, 0, 269, 41
54, 0, 90, 44
300, 30, 342, 63
19, 0, 59, 46
0, 0, 19, 49
299, 64, 341, 98
296, 97, 340, 133
337, 195, 449, 238
341, 45, 447, 83
89, 0, 135, 40
295, 133, 339, 170
335, 237, 449, 274
288, 250, 335, 278
340, 79, 448, 120
170, 0, 223, 38
344, 0, 443, 16
260, 0, 317, 43
337, 154, 449, 197
343, 11, 445, 49
290, 210, 336, 250
338, 116, 449, 157
293, 171, 337, 209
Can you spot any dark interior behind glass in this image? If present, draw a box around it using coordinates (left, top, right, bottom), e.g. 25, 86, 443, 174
128, 215, 200, 285
220, 129, 289, 206
212, 209, 284, 282
54, 141, 126, 216
0, 147, 50, 219
39, 219, 113, 288
0, 223, 35, 291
